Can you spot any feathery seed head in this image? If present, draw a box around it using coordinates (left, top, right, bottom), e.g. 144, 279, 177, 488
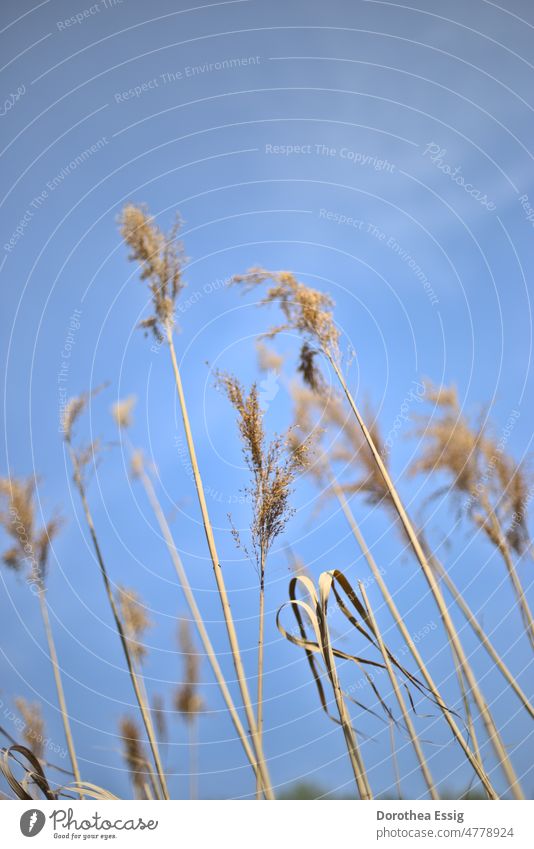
112, 396, 137, 429
233, 268, 340, 363
217, 370, 312, 567
0, 477, 61, 586
119, 716, 149, 797
408, 381, 532, 553
119, 204, 185, 340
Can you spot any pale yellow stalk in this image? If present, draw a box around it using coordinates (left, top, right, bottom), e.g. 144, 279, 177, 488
359, 583, 439, 800
430, 554, 533, 718
166, 327, 273, 799
37, 588, 82, 791
480, 493, 534, 652
68, 449, 169, 800
331, 477, 497, 799
328, 358, 523, 800
134, 454, 266, 789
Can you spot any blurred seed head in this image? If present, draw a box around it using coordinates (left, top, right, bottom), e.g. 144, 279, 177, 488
409, 380, 532, 554
117, 586, 152, 665
174, 619, 204, 723
119, 715, 149, 797
256, 341, 284, 374
15, 698, 45, 761
112, 396, 137, 430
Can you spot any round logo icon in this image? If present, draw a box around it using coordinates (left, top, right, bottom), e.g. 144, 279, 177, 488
20, 810, 46, 837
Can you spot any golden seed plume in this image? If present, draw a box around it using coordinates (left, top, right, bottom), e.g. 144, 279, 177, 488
216, 371, 312, 568
409, 380, 532, 553
130, 450, 145, 479
233, 268, 340, 364
0, 477, 62, 586
119, 204, 185, 340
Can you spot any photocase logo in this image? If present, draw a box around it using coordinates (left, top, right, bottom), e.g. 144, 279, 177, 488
20, 809, 46, 837
258, 370, 280, 410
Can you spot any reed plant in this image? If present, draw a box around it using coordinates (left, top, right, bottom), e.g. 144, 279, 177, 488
112, 399, 268, 790
2, 213, 532, 802
175, 619, 204, 799
290, 382, 526, 798
216, 371, 311, 795
0, 477, 81, 790
236, 270, 528, 798
119, 205, 273, 798
62, 393, 169, 800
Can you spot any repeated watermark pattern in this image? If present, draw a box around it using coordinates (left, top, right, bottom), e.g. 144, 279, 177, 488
422, 143, 497, 211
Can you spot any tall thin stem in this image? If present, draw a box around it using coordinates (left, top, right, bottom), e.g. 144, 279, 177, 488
166, 326, 273, 799
256, 550, 266, 800
68, 449, 169, 800
330, 476, 498, 799
480, 494, 534, 652
328, 357, 524, 799
359, 584, 439, 800
134, 457, 264, 787
37, 588, 82, 792
429, 552, 533, 718
319, 601, 372, 799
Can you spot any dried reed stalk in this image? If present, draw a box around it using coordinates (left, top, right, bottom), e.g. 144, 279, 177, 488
0, 478, 82, 791
330, 477, 499, 799
165, 329, 272, 797
288, 383, 497, 797
216, 372, 310, 797
62, 396, 169, 800
425, 542, 533, 719
358, 586, 439, 800
128, 444, 266, 791
239, 270, 523, 797
299, 380, 533, 719
119, 716, 159, 800
409, 384, 534, 651
120, 206, 273, 799
280, 573, 373, 799
175, 619, 204, 800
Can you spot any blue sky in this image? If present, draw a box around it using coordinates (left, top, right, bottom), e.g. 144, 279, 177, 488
1, 0, 533, 799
